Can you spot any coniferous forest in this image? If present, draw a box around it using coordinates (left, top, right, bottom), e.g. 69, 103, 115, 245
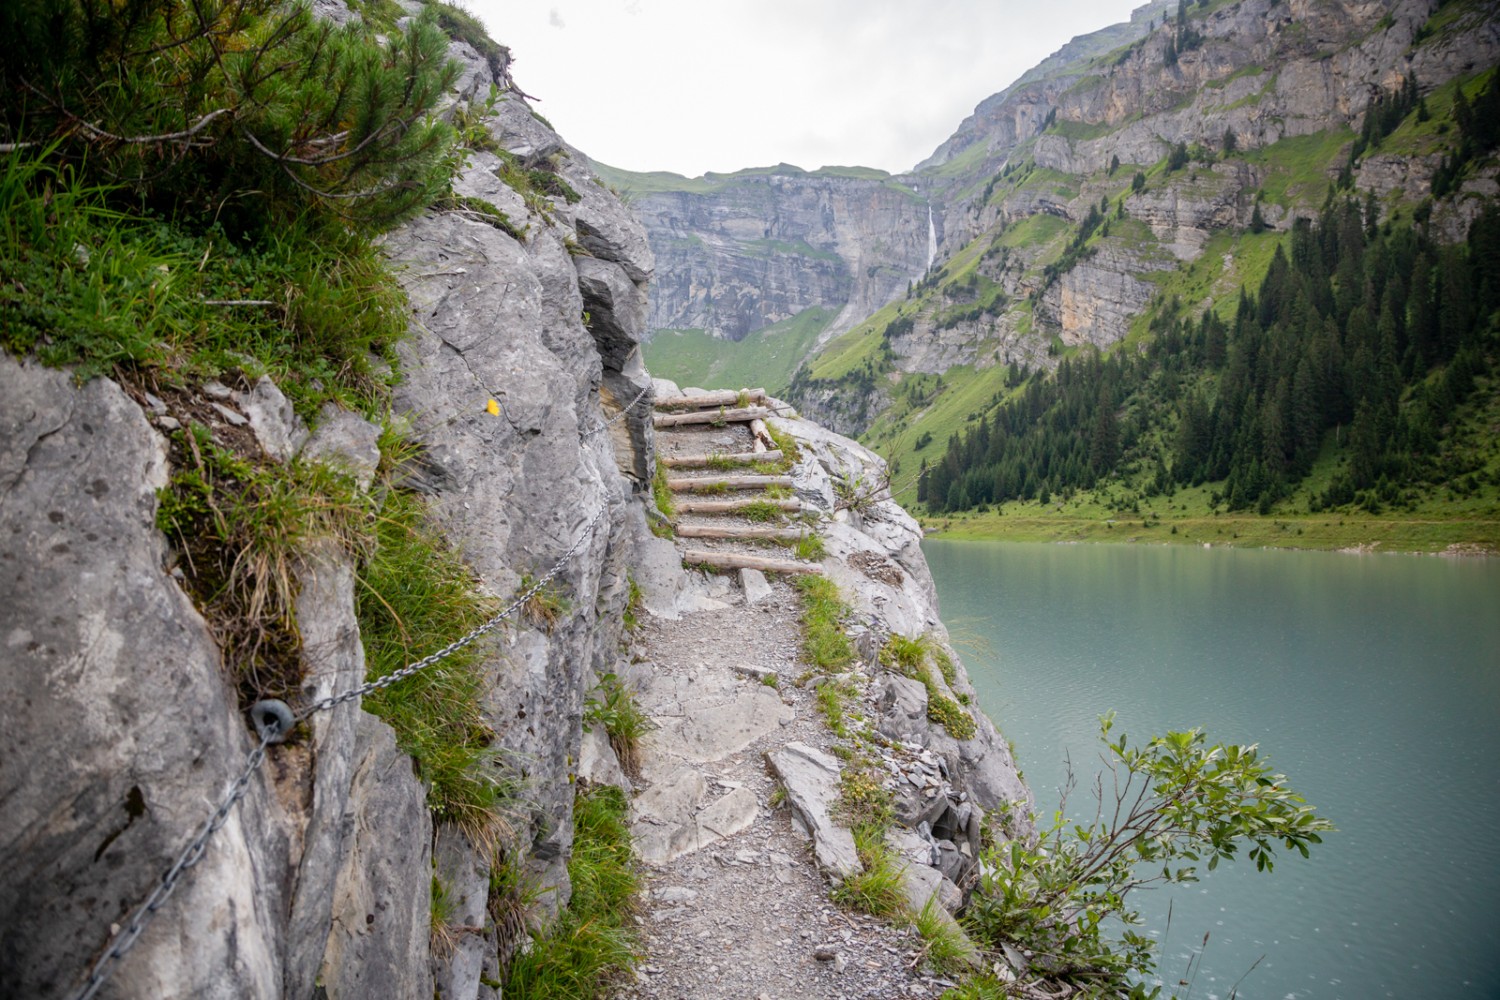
919, 199, 1500, 516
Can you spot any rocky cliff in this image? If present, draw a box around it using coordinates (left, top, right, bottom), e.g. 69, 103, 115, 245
595, 163, 933, 344
0, 22, 656, 998
0, 8, 1038, 998
785, 0, 1500, 464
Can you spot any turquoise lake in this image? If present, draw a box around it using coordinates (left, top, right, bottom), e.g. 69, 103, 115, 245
922, 539, 1500, 1000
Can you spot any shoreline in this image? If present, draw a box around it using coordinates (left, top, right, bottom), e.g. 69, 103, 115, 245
915, 511, 1500, 557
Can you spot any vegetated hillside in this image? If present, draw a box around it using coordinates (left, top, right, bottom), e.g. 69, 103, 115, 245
784, 0, 1500, 542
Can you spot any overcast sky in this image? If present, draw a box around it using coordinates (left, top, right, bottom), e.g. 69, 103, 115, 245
464, 0, 1146, 177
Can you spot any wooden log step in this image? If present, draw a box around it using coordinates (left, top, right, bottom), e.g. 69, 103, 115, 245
661, 450, 783, 469
674, 498, 806, 515
667, 475, 794, 493
681, 549, 824, 576
675, 524, 810, 541
653, 406, 774, 429
748, 417, 776, 453
655, 388, 767, 411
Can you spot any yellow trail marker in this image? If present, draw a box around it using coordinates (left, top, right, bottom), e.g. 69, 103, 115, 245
486, 399, 500, 416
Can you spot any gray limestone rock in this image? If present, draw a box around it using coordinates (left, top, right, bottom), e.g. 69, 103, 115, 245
766, 743, 861, 879
898, 861, 964, 918
238, 376, 309, 462
875, 674, 930, 743
301, 404, 382, 490
316, 715, 434, 1000
431, 825, 494, 1000
739, 567, 773, 605
0, 355, 284, 999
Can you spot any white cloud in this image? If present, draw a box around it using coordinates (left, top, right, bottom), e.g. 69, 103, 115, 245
469, 0, 1144, 176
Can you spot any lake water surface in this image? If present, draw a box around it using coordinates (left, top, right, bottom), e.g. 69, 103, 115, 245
922, 539, 1500, 1000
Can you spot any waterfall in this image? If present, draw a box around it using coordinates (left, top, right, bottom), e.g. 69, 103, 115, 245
925, 204, 937, 272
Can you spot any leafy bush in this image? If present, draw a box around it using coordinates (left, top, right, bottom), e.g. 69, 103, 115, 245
962, 714, 1331, 994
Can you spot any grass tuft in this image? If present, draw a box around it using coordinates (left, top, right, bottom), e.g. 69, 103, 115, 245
502, 785, 640, 996
358, 484, 518, 843
794, 575, 855, 672
584, 672, 652, 779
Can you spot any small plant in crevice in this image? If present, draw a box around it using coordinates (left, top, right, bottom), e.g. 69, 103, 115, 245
430, 873, 459, 958
584, 672, 652, 779
649, 461, 676, 538
793, 533, 827, 562
794, 575, 855, 673
502, 785, 641, 997
358, 482, 519, 843
622, 574, 644, 632
913, 897, 973, 975
518, 573, 571, 632
157, 423, 373, 707
830, 764, 905, 918
880, 632, 976, 741
741, 499, 786, 523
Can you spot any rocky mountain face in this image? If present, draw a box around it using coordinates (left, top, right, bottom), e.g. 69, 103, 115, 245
787, 0, 1500, 441
596, 163, 933, 343
0, 9, 1035, 999
0, 28, 656, 999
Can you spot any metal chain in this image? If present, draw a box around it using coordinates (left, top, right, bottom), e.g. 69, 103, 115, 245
72, 736, 272, 1000
298, 503, 607, 720
67, 381, 653, 1000
585, 381, 653, 438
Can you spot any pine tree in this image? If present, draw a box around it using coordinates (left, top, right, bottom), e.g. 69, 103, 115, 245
0, 0, 460, 230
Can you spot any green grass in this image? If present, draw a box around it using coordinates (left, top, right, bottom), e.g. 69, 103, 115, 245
792, 533, 827, 562
794, 575, 855, 672
584, 672, 652, 778
1047, 118, 1116, 142
358, 484, 521, 841
157, 425, 374, 706
0, 149, 406, 420
880, 633, 976, 740
643, 306, 836, 396
650, 461, 675, 538
1242, 129, 1355, 208
830, 765, 905, 918
914, 897, 975, 975
502, 785, 640, 997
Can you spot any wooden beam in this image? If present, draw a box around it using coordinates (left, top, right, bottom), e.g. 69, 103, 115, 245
653, 406, 774, 429
674, 498, 806, 515
748, 418, 775, 453
675, 524, 810, 541
681, 549, 824, 575
667, 475, 794, 493
661, 450, 783, 469
655, 389, 767, 411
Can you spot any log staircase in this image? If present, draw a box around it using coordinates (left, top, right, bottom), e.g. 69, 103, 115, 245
652, 388, 825, 577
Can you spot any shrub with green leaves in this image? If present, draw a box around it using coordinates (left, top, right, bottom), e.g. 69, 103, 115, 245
962, 714, 1331, 994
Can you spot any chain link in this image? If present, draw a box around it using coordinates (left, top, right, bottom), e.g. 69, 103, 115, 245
586, 381, 652, 438
69, 382, 655, 1000
73, 737, 271, 1000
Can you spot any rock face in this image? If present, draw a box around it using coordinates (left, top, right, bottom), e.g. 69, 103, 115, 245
0, 22, 658, 1000
599, 163, 933, 344
777, 0, 1500, 436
